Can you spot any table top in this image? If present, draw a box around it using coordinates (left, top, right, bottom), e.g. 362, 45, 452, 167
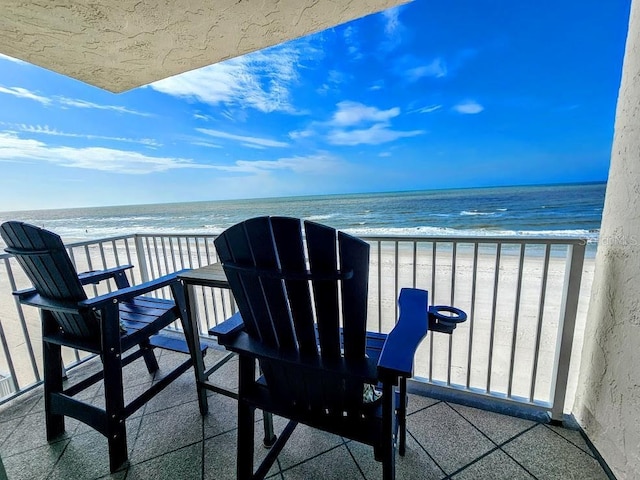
178, 263, 230, 288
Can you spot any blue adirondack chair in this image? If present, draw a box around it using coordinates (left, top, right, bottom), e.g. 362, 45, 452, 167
210, 217, 466, 480
1, 221, 206, 473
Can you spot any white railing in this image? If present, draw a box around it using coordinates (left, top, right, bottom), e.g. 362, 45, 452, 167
0, 233, 590, 421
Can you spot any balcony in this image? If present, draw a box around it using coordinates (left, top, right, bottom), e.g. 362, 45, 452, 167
0, 232, 611, 478
0, 347, 609, 479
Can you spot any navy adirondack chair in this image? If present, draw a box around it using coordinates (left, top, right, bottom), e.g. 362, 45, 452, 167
210, 217, 466, 480
1, 221, 205, 473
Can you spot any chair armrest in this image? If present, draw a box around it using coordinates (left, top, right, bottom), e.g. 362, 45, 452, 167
79, 269, 189, 309
209, 312, 245, 342
77, 265, 133, 285
15, 290, 83, 314
377, 288, 429, 381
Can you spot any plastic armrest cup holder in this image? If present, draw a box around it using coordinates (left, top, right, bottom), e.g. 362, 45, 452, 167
428, 306, 467, 328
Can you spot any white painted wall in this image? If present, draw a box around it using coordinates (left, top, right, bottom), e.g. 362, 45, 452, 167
573, 1, 640, 478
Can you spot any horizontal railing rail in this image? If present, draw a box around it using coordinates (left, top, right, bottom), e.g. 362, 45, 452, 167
0, 232, 591, 422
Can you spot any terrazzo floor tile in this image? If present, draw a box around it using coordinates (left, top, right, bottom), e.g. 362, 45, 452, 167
126, 442, 202, 480
2, 438, 69, 480
406, 393, 440, 414
0, 410, 78, 457
502, 424, 608, 480
130, 400, 203, 464
273, 420, 344, 470
447, 402, 536, 444
203, 428, 279, 480
281, 445, 364, 480
347, 432, 446, 480
450, 449, 535, 480
46, 419, 140, 480
202, 392, 238, 438
406, 402, 496, 475
545, 424, 595, 457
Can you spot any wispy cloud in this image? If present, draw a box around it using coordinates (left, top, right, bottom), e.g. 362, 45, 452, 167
196, 128, 288, 148
383, 7, 402, 36
191, 141, 223, 149
6, 124, 161, 147
409, 105, 443, 114
0, 85, 152, 116
290, 101, 423, 147
343, 25, 363, 60
0, 133, 206, 174
453, 100, 484, 114
211, 154, 341, 175
326, 101, 424, 146
316, 70, 350, 96
56, 97, 151, 117
327, 123, 423, 146
150, 41, 321, 114
0, 86, 51, 105
380, 6, 406, 52
406, 58, 447, 81
331, 101, 400, 127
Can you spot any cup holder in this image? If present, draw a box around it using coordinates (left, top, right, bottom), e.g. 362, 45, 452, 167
428, 306, 467, 333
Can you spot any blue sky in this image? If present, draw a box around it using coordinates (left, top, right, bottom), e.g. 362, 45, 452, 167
0, 0, 630, 211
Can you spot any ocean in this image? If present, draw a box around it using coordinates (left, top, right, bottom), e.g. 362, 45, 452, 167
0, 182, 605, 246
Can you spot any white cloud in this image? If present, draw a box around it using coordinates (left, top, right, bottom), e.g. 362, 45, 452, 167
289, 101, 418, 147
331, 101, 400, 127
191, 141, 222, 148
197, 128, 288, 148
0, 85, 152, 116
150, 42, 319, 113
289, 129, 314, 140
410, 105, 443, 114
0, 132, 206, 174
0, 86, 51, 105
383, 7, 401, 36
7, 124, 161, 147
407, 58, 447, 81
380, 6, 405, 51
343, 26, 362, 60
453, 100, 484, 114
327, 124, 424, 146
0, 54, 26, 64
56, 97, 151, 116
212, 154, 340, 175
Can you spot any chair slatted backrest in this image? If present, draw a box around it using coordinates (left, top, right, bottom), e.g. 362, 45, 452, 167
1, 221, 99, 338
214, 216, 371, 414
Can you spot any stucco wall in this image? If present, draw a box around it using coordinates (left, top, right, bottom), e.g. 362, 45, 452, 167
573, 1, 640, 478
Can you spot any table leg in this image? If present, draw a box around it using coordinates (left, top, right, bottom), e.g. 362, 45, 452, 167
184, 282, 209, 414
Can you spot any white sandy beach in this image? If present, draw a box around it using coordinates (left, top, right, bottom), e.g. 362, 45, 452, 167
0, 238, 594, 413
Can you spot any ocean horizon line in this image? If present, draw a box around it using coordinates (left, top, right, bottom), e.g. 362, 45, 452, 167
0, 179, 607, 216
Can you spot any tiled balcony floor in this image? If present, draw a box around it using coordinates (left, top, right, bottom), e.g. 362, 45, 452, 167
0, 349, 609, 480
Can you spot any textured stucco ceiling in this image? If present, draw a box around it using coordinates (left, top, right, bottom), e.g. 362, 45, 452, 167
0, 0, 407, 93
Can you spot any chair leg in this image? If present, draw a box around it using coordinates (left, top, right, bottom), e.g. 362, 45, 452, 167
139, 340, 159, 374
43, 339, 65, 440
262, 411, 277, 447
238, 355, 256, 480
398, 377, 407, 456
381, 381, 396, 480
103, 348, 128, 473
102, 304, 128, 473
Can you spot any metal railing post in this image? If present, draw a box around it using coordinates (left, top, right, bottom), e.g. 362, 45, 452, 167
549, 241, 586, 422
134, 234, 151, 283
